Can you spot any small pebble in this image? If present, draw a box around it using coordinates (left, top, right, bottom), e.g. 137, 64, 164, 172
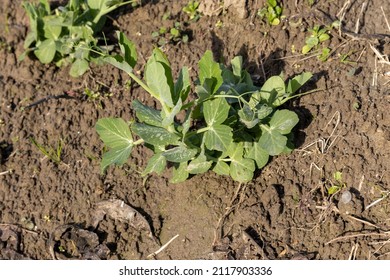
340, 190, 352, 204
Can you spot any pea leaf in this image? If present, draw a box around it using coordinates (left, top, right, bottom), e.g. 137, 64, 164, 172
238, 104, 259, 129
287, 72, 312, 95
261, 76, 285, 103
142, 153, 166, 176
230, 158, 255, 183
198, 50, 223, 95
132, 100, 163, 127
145, 58, 174, 108
231, 56, 243, 80
104, 55, 134, 75
203, 98, 230, 125
213, 160, 230, 176
70, 58, 90, 77
95, 118, 134, 172
34, 39, 56, 64
162, 98, 182, 128
269, 110, 299, 134
174, 67, 190, 103
43, 16, 62, 39
204, 124, 233, 152
187, 154, 212, 174
132, 123, 179, 146
228, 142, 255, 182
259, 125, 287, 156
162, 146, 197, 163
170, 162, 189, 183
246, 141, 269, 169
117, 31, 137, 68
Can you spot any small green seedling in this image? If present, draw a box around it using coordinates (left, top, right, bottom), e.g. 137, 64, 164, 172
302, 22, 339, 61
21, 0, 135, 77
258, 0, 283, 26
30, 137, 63, 165
302, 25, 331, 54
96, 32, 313, 183
327, 171, 346, 195
152, 22, 189, 46
182, 1, 201, 21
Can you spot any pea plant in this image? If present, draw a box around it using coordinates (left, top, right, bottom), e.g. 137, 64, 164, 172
21, 0, 136, 77
257, 0, 283, 26
96, 32, 312, 183
301, 22, 339, 61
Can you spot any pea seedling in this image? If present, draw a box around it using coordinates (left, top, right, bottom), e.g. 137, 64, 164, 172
96, 32, 313, 183
21, 0, 136, 77
258, 0, 283, 26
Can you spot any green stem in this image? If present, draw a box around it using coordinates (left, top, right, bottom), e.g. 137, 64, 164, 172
279, 88, 324, 105
133, 139, 144, 145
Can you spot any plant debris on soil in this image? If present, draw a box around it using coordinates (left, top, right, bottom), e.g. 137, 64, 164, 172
0, 0, 390, 260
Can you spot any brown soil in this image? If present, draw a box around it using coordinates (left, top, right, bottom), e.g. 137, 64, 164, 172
1, 0, 389, 260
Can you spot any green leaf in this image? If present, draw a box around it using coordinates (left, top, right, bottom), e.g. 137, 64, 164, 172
162, 98, 182, 128
238, 104, 259, 129
69, 59, 90, 77
117, 31, 137, 68
271, 18, 280, 25
204, 124, 233, 152
40, 0, 51, 13
170, 162, 189, 183
306, 36, 319, 47
203, 98, 230, 125
142, 153, 166, 176
230, 157, 255, 182
319, 33, 330, 42
259, 125, 287, 156
34, 39, 56, 64
246, 141, 269, 169
333, 171, 343, 182
132, 100, 163, 127
145, 58, 174, 108
213, 160, 230, 176
100, 146, 132, 172
43, 16, 62, 40
96, 118, 133, 148
132, 123, 179, 146
286, 72, 312, 95
302, 45, 312, 54
249, 75, 285, 107
95, 118, 134, 172
187, 154, 212, 174
328, 185, 340, 195
162, 146, 197, 163
104, 55, 133, 74
257, 104, 273, 120
174, 67, 190, 103
198, 50, 223, 95
261, 76, 285, 100
269, 110, 299, 134
231, 56, 243, 79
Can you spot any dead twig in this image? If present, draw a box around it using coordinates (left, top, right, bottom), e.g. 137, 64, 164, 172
326, 232, 390, 245
354, 2, 367, 34
147, 234, 179, 259
348, 243, 359, 260
381, 6, 390, 32
0, 170, 12, 176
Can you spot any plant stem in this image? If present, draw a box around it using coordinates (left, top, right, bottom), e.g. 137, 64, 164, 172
133, 139, 144, 145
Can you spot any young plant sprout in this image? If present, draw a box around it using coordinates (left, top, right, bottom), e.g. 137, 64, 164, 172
96, 32, 313, 183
